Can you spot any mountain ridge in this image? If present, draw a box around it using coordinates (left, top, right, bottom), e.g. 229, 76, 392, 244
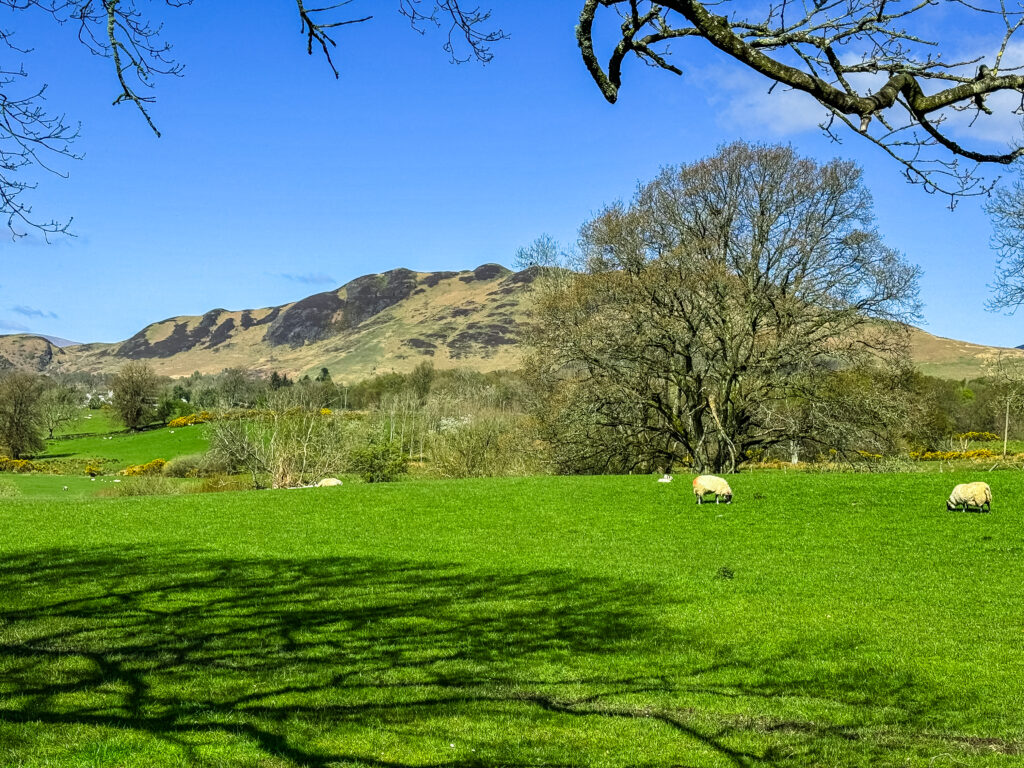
0, 263, 1019, 381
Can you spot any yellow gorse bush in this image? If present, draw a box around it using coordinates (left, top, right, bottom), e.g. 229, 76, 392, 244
954, 431, 999, 442
167, 411, 213, 428
121, 458, 168, 476
0, 457, 40, 473
909, 449, 998, 461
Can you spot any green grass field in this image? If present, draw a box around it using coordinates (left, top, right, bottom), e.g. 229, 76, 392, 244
52, 410, 124, 438
1, 472, 1022, 766
37, 423, 209, 471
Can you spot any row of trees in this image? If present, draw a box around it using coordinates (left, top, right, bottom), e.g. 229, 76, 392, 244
7, 139, 1024, 476
0, 362, 166, 457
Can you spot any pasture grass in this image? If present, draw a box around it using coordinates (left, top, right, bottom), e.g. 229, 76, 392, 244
52, 409, 123, 437
1, 472, 1023, 766
36, 423, 209, 470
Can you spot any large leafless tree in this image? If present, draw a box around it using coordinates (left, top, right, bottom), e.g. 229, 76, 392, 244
527, 142, 922, 473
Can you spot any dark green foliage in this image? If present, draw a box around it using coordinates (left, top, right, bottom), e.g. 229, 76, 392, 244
111, 362, 159, 431
0, 371, 46, 458
268, 370, 292, 390
349, 440, 408, 482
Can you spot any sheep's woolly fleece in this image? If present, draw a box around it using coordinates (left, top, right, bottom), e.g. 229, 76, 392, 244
693, 475, 732, 502
947, 481, 991, 510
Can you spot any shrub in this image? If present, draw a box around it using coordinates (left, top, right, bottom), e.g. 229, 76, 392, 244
909, 449, 997, 461
101, 476, 181, 497
0, 457, 40, 473
955, 431, 999, 442
349, 440, 408, 483
197, 474, 253, 493
121, 458, 168, 476
84, 463, 103, 477
167, 411, 213, 428
162, 454, 205, 478
429, 413, 543, 478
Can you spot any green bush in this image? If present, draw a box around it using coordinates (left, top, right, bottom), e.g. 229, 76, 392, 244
197, 474, 254, 493
101, 476, 182, 497
349, 441, 408, 483
162, 453, 206, 478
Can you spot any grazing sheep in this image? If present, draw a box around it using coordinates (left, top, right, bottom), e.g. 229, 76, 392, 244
946, 481, 992, 513
693, 475, 732, 504
316, 478, 343, 487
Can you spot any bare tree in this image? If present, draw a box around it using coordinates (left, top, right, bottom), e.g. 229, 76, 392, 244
38, 380, 83, 438
985, 176, 1024, 310
984, 352, 1024, 458
208, 388, 353, 488
576, 0, 1024, 199
527, 142, 922, 473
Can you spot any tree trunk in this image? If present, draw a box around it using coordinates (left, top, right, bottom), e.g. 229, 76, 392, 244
1004, 396, 1011, 460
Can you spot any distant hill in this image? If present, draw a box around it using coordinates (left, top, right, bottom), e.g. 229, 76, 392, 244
1, 264, 1020, 381
0, 335, 67, 372
8, 264, 537, 381
907, 327, 1024, 380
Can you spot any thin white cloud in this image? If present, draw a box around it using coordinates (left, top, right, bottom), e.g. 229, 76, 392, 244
699, 65, 830, 136
12, 305, 58, 320
277, 272, 337, 286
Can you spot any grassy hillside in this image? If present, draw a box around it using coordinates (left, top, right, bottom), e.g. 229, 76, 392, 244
47, 264, 533, 381
908, 326, 1024, 379
0, 334, 67, 371
38, 423, 209, 469
1, 473, 1022, 766
5, 265, 1023, 381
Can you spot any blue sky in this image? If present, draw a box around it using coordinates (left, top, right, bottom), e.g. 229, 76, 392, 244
0, 1, 1020, 347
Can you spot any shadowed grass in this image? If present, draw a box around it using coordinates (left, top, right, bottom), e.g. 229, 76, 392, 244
1, 473, 1023, 765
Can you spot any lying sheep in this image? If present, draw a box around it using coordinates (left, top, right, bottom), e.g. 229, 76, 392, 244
946, 481, 991, 513
316, 478, 343, 487
693, 475, 732, 504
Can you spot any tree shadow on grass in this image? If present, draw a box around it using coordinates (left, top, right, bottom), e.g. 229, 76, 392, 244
0, 547, 1012, 766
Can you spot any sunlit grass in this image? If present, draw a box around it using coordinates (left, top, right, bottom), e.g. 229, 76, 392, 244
1, 473, 1022, 766
37, 423, 209, 471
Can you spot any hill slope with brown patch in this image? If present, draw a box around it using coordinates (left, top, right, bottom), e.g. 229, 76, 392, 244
3, 264, 1020, 381
21, 264, 538, 380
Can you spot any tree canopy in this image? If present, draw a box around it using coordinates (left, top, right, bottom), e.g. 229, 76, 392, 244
527, 142, 922, 473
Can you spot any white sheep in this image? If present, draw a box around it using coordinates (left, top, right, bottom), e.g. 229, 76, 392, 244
657, 474, 672, 483
316, 478, 343, 487
693, 475, 732, 504
946, 481, 992, 513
